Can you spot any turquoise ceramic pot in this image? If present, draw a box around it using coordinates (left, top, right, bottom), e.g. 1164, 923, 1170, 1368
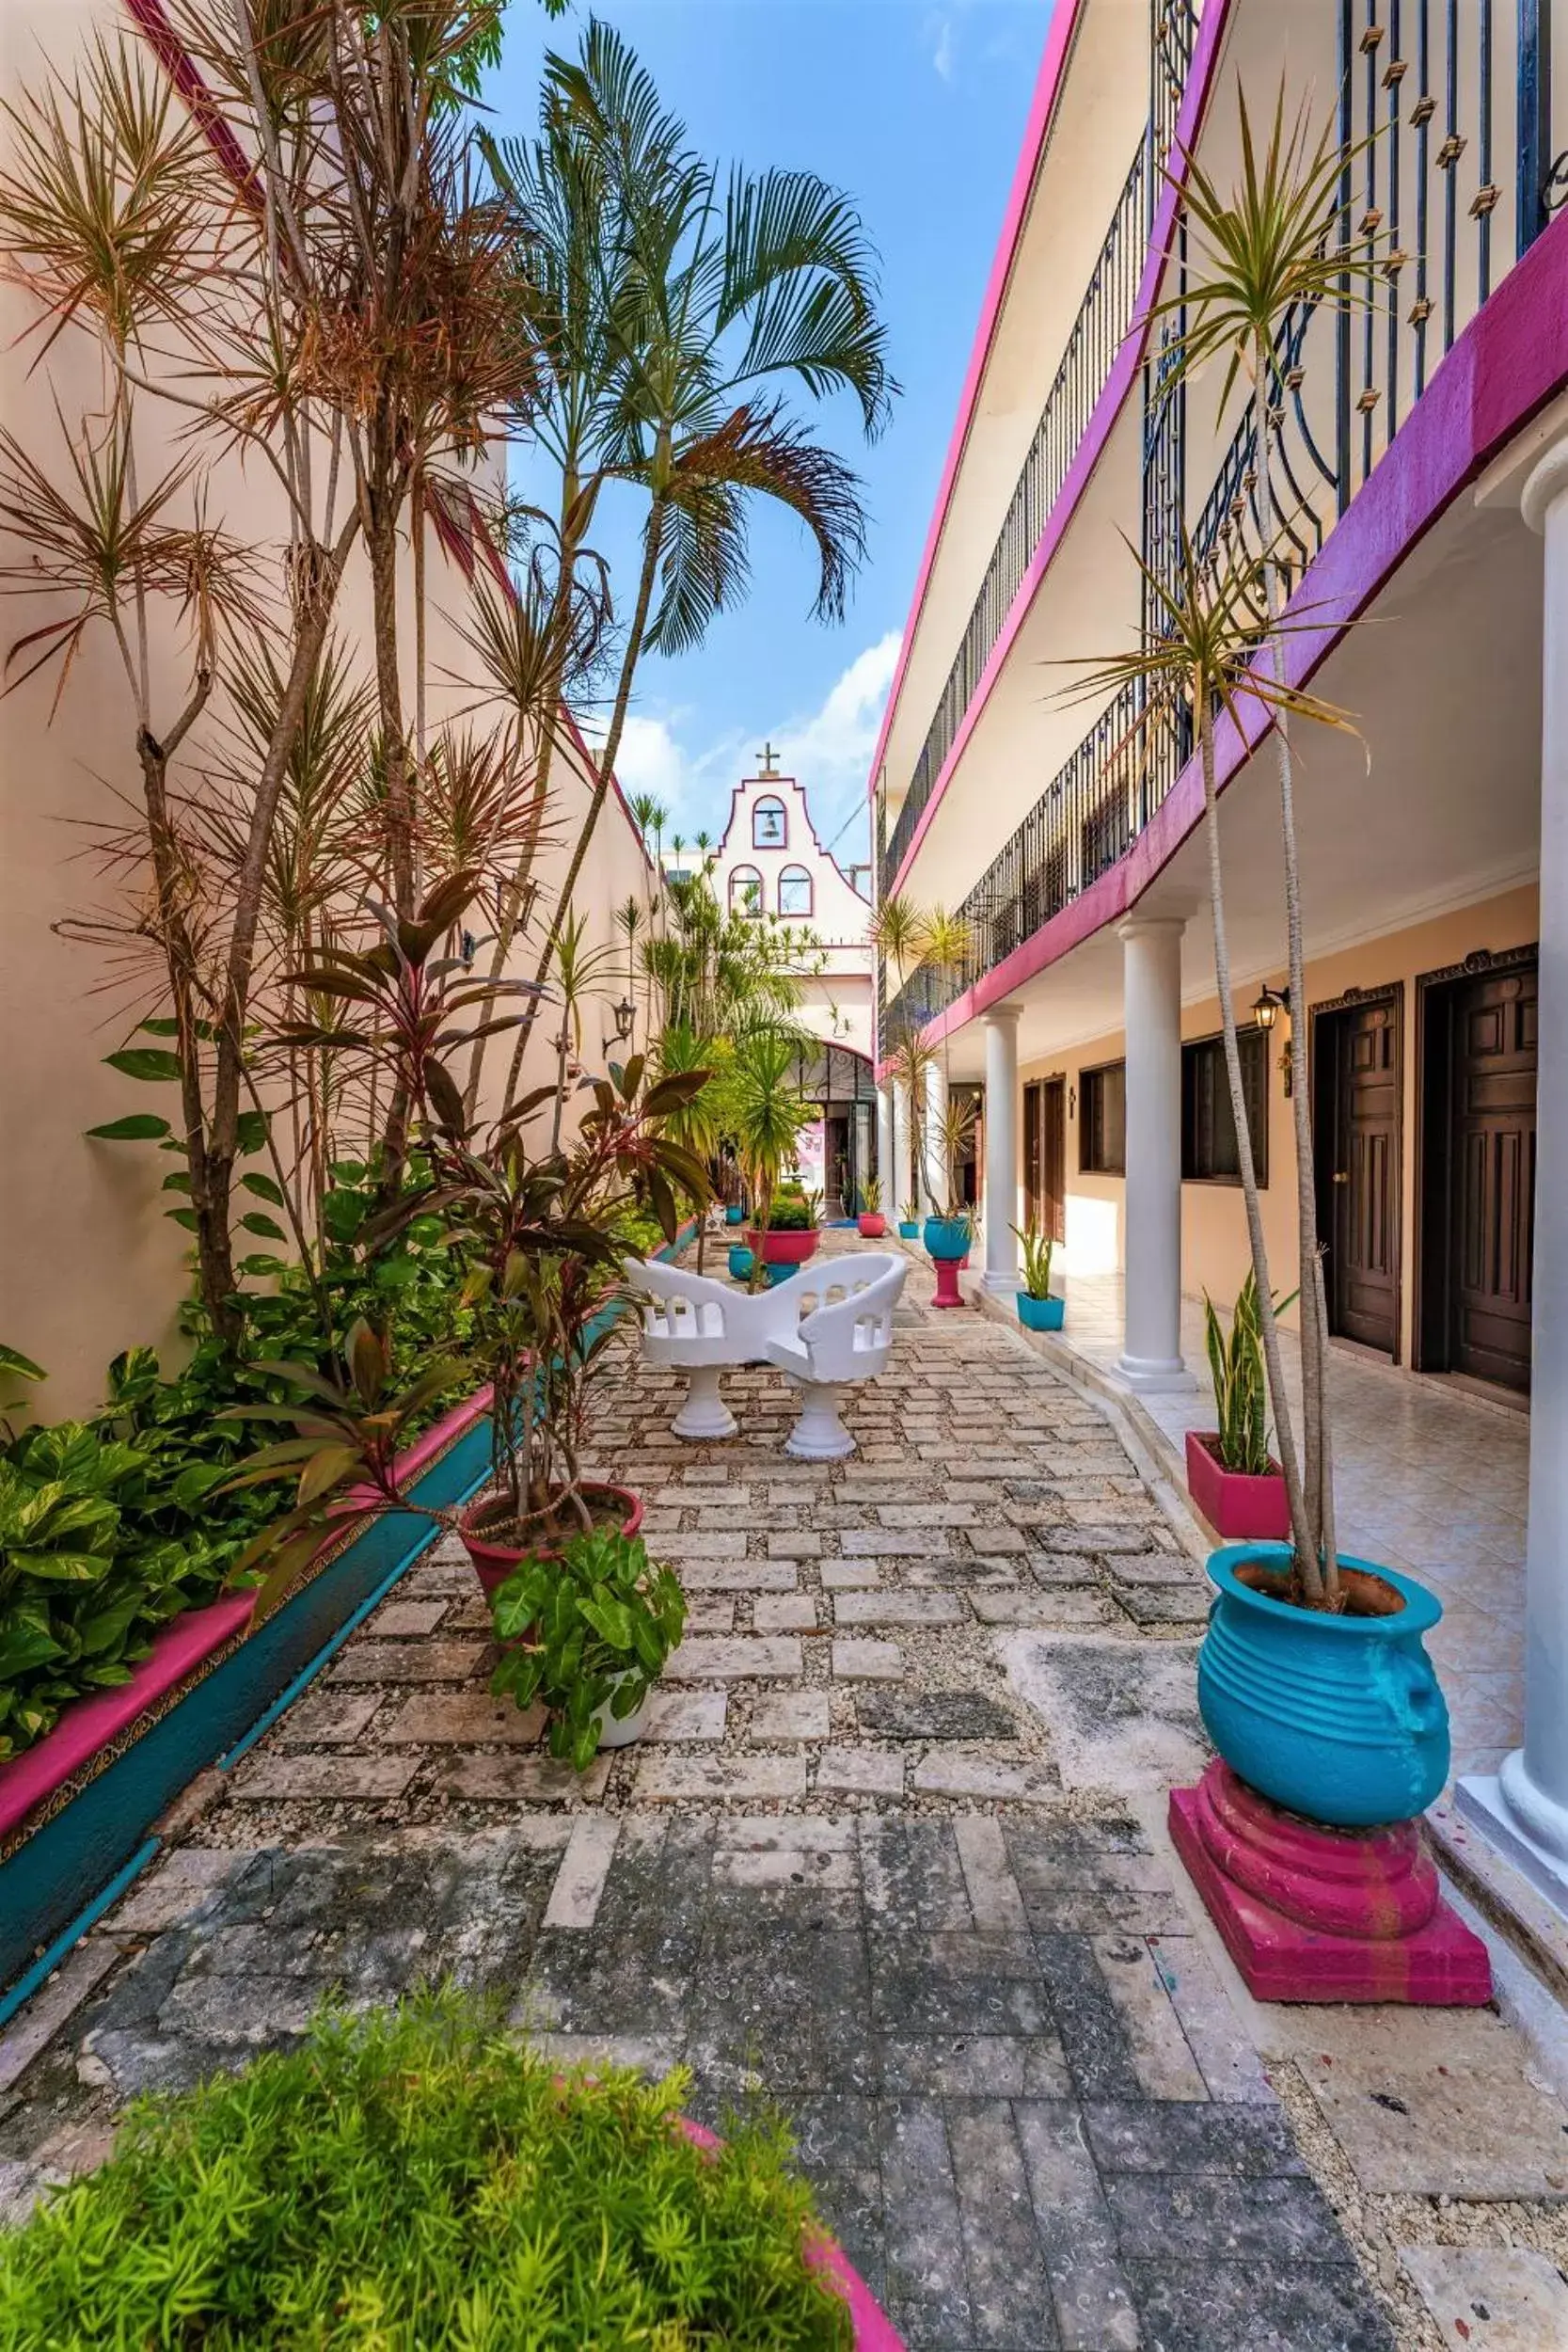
727, 1246, 754, 1280
897, 1221, 920, 1240
724, 1204, 745, 1226
924, 1216, 971, 1262
1197, 1544, 1449, 1828
1017, 1292, 1064, 1332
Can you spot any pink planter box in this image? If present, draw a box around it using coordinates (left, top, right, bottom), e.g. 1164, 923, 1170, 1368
747, 1227, 819, 1267
1184, 1430, 1290, 1541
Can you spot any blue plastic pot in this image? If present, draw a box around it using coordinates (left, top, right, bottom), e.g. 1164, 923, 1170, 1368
1017, 1292, 1064, 1332
924, 1216, 971, 1262
727, 1246, 755, 1280
897, 1221, 920, 1241
1197, 1544, 1449, 1829
724, 1204, 745, 1226
763, 1262, 797, 1287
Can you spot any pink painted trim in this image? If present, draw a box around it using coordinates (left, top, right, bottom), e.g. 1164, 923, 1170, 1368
0, 1594, 256, 1845
124, 0, 261, 203
863, 0, 1092, 807
911, 199, 1568, 1054
0, 1389, 490, 1846
675, 2119, 904, 2349
883, 0, 1236, 899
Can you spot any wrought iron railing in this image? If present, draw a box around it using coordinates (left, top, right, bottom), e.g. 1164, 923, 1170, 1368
879, 2, 1563, 1048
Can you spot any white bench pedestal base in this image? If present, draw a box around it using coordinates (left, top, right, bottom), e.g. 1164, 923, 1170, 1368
672, 1365, 737, 1442
784, 1381, 855, 1461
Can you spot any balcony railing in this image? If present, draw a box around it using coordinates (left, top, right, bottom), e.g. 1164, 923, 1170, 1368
879, 0, 1564, 1048
879, 3, 1204, 901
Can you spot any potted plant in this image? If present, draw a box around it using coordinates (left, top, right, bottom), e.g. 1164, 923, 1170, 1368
0, 1993, 895, 2344
1070, 90, 1454, 1852
1185, 1275, 1291, 1540
897, 1198, 920, 1241
1012, 1224, 1063, 1331
489, 1526, 686, 1763
727, 1242, 755, 1281
728, 1033, 816, 1274
231, 885, 711, 1606
856, 1177, 886, 1239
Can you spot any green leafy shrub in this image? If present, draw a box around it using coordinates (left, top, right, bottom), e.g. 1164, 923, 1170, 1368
0, 1175, 476, 1760
757, 1194, 812, 1232
0, 1992, 854, 2349
490, 1528, 687, 1769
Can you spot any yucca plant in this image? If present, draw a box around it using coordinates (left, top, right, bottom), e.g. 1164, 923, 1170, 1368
1065, 517, 1354, 1606
1013, 1225, 1054, 1303
1134, 78, 1384, 1599
1203, 1272, 1302, 1477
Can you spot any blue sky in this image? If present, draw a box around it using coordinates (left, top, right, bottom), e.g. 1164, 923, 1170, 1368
483, 0, 1052, 865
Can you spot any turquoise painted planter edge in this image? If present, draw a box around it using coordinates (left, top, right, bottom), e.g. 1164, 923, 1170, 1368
1197, 1541, 1450, 1829
0, 1222, 699, 2003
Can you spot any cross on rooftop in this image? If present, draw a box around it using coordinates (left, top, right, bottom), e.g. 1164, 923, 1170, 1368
756, 742, 781, 774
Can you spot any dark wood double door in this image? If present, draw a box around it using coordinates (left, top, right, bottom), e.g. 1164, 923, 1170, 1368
1313, 960, 1538, 1390
1417, 957, 1538, 1391
1022, 1077, 1066, 1243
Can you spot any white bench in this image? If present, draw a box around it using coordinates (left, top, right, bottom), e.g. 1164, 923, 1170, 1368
764, 1254, 906, 1460
624, 1257, 806, 1440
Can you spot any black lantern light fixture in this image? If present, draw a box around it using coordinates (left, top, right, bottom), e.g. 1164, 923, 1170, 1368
1250, 984, 1293, 1095
609, 995, 637, 1047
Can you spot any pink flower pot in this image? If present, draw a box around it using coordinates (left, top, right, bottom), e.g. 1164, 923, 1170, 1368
747, 1226, 819, 1267
857, 1214, 886, 1238
1184, 1431, 1290, 1542
459, 1482, 644, 1598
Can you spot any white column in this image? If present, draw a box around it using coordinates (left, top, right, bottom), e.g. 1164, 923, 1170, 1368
1459, 437, 1568, 1906
892, 1081, 912, 1222
923, 1062, 948, 1216
875, 1085, 895, 1213
982, 1005, 1023, 1292
1117, 915, 1193, 1391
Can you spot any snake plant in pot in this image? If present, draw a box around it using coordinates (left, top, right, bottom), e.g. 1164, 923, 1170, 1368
1186, 1275, 1291, 1542
1012, 1225, 1063, 1332
856, 1176, 885, 1240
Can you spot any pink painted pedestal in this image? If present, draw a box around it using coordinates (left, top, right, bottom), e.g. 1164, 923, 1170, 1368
1169, 1759, 1492, 2005
929, 1257, 965, 1309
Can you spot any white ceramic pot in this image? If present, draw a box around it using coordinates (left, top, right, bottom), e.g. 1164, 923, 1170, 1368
593, 1673, 650, 1749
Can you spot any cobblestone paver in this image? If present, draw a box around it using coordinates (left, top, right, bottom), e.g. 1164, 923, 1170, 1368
0, 1233, 1500, 2346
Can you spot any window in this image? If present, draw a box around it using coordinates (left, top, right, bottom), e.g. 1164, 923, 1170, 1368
1182, 1027, 1269, 1184
777, 864, 813, 917
728, 864, 763, 917
752, 796, 787, 849
1080, 1060, 1126, 1175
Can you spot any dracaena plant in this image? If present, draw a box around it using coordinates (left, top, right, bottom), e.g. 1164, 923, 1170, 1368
229, 898, 711, 1605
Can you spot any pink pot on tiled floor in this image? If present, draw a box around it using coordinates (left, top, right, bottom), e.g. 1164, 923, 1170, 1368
1185, 1430, 1290, 1542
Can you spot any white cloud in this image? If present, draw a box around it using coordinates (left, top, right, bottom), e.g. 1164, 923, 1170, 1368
930, 17, 956, 81
769, 630, 900, 855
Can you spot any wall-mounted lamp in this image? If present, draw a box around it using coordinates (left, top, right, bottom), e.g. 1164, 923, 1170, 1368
1251, 984, 1294, 1095
606, 995, 637, 1050
1251, 982, 1290, 1033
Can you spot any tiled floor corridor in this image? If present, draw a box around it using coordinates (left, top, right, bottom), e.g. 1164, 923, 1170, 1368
2, 1234, 1566, 2349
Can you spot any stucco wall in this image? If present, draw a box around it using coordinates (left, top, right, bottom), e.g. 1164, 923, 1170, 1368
0, 0, 654, 1413
1017, 882, 1539, 1360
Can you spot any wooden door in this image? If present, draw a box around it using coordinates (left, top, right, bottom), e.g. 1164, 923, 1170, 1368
1449, 968, 1536, 1389
1022, 1079, 1066, 1243
1319, 999, 1401, 1355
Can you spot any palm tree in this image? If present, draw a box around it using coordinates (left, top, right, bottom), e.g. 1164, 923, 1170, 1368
491, 21, 893, 1104
1146, 80, 1381, 1595
1067, 522, 1356, 1605
915, 904, 974, 1214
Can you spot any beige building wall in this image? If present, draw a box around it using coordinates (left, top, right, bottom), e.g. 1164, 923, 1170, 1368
0, 0, 653, 1413
1018, 883, 1538, 1363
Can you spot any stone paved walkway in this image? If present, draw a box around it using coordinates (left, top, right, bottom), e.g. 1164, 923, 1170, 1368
3, 1234, 1568, 2348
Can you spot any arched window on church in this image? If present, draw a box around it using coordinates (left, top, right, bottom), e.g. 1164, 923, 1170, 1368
777, 865, 813, 918
752, 796, 787, 850
729, 865, 764, 918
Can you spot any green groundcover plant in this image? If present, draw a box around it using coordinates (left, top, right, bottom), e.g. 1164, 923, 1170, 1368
0, 1993, 854, 2350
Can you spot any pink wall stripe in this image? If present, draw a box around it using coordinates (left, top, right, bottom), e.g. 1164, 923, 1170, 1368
905, 201, 1568, 1059
882, 0, 1237, 900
